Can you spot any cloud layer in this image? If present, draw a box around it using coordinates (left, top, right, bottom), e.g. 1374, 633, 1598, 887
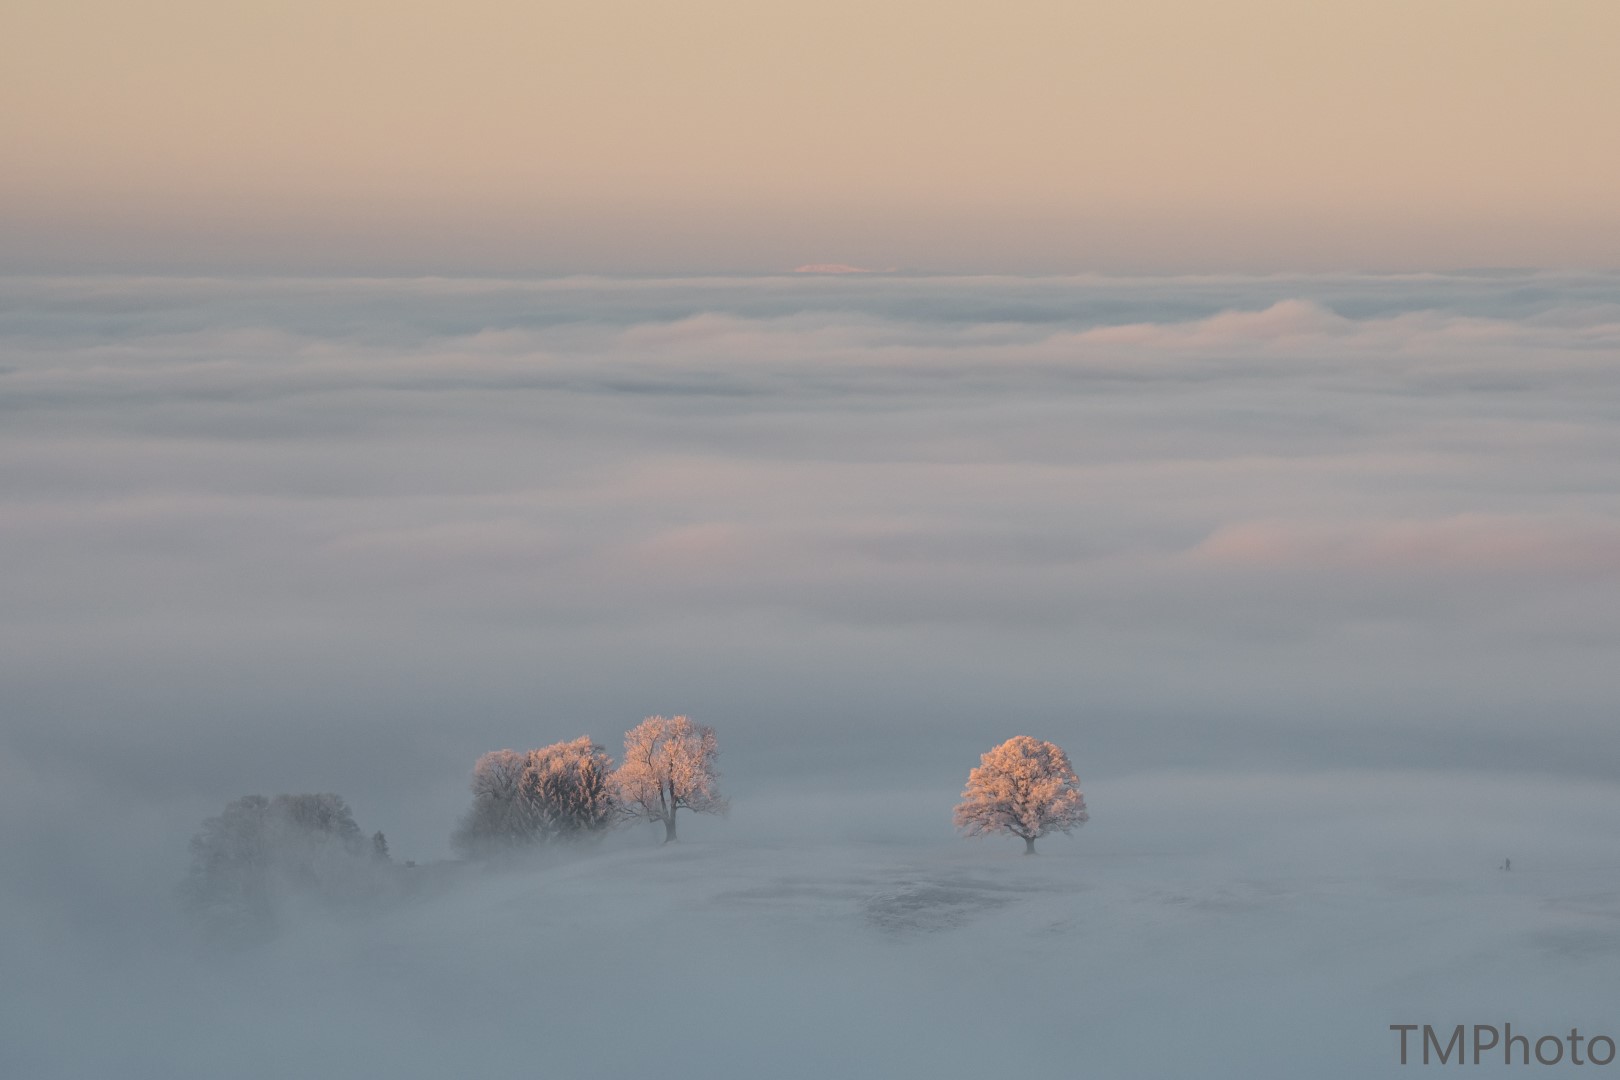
3, 270, 1620, 865
4, 269, 1620, 1076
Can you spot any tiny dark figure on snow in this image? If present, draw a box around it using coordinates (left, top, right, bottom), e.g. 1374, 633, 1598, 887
1502, 858, 1511, 871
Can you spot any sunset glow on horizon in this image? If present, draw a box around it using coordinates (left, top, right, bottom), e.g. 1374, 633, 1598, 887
4, 0, 1617, 274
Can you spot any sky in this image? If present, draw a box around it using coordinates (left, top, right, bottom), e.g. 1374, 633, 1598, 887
4, 0, 1619, 274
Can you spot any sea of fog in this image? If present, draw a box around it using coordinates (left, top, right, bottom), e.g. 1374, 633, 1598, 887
3, 270, 1620, 1076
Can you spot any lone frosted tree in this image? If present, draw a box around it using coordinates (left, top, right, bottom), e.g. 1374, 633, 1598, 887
613, 715, 726, 842
954, 736, 1088, 854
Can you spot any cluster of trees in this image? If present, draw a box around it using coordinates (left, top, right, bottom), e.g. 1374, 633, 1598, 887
447, 725, 1085, 857
184, 715, 729, 938
184, 720, 1089, 940
452, 738, 616, 855
453, 715, 726, 855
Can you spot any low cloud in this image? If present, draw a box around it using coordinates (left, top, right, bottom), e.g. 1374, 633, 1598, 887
4, 269, 1620, 1075
3, 270, 1620, 862
793, 263, 893, 274
1193, 515, 1620, 576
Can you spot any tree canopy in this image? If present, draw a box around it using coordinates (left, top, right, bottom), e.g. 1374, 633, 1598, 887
613, 715, 726, 842
954, 736, 1088, 854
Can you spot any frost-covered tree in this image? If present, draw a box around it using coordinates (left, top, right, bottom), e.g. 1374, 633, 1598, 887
954, 736, 1088, 854
185, 792, 381, 939
613, 715, 726, 842
454, 739, 618, 856
372, 831, 390, 862
521, 736, 618, 840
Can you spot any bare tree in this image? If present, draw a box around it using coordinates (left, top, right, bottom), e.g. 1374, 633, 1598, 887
453, 749, 535, 856
185, 795, 274, 936
613, 715, 726, 842
954, 736, 1088, 854
184, 792, 381, 939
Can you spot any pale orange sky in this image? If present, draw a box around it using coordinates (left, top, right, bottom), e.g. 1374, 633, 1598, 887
3, 0, 1617, 273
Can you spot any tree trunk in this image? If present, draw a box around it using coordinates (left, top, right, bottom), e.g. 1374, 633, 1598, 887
1023, 836, 1036, 855
663, 812, 678, 843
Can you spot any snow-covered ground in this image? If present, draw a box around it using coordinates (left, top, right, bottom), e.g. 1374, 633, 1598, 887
9, 769, 1620, 1078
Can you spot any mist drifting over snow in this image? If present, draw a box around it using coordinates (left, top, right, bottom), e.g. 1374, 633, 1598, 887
4, 271, 1620, 1077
